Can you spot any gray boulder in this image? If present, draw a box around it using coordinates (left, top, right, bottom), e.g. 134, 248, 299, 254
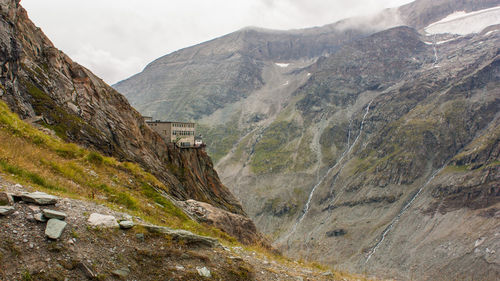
119, 220, 134, 229
21, 192, 58, 205
87, 213, 119, 228
34, 212, 47, 222
142, 224, 219, 247
196, 266, 211, 277
0, 206, 14, 216
42, 209, 67, 220
45, 218, 67, 239
112, 267, 130, 278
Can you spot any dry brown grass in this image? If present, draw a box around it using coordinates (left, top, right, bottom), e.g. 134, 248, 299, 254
0, 100, 229, 239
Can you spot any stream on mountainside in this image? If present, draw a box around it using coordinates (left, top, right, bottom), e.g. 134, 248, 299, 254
280, 99, 373, 245
364, 163, 447, 262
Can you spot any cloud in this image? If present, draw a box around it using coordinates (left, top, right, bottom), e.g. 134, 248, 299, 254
71, 44, 144, 84
21, 0, 414, 84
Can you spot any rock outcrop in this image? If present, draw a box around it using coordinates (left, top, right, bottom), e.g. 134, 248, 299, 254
180, 199, 267, 246
0, 0, 246, 219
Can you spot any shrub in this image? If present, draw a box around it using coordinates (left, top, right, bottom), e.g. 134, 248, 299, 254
86, 151, 104, 165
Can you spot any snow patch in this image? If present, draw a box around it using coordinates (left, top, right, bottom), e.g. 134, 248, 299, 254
485, 29, 499, 36
425, 6, 500, 35
282, 81, 289, 86
275, 63, 290, 68
307, 73, 311, 76
435, 38, 458, 45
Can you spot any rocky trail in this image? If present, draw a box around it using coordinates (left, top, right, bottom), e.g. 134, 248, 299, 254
0, 174, 363, 281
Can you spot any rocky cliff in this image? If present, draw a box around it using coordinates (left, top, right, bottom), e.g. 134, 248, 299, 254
113, 0, 500, 279
0, 0, 250, 228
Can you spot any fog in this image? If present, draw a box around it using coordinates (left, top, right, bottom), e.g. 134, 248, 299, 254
21, 0, 414, 84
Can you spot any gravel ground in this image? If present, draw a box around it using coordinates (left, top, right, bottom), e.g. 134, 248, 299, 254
0, 174, 346, 281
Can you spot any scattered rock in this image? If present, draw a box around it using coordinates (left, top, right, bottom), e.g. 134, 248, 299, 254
135, 233, 145, 242
122, 214, 133, 221
0, 206, 15, 216
45, 218, 67, 239
326, 229, 347, 237
175, 265, 185, 271
229, 256, 243, 262
119, 220, 134, 229
87, 213, 119, 228
322, 271, 334, 276
0, 192, 12, 205
21, 192, 59, 205
112, 267, 130, 278
196, 266, 211, 277
34, 212, 47, 222
142, 225, 219, 247
27, 205, 40, 212
77, 262, 97, 279
42, 209, 67, 220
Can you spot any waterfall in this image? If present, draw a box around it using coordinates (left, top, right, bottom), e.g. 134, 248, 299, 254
280, 100, 373, 243
365, 165, 446, 263
432, 35, 439, 67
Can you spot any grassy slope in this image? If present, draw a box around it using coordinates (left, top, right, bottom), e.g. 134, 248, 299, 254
0, 99, 234, 241
0, 100, 375, 280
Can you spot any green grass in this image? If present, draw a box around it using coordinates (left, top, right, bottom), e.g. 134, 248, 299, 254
250, 121, 301, 174
22, 79, 105, 146
0, 159, 65, 192
0, 99, 225, 239
86, 151, 104, 165
197, 115, 241, 163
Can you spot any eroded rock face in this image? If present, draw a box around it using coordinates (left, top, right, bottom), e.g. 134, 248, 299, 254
179, 199, 267, 246
0, 0, 244, 216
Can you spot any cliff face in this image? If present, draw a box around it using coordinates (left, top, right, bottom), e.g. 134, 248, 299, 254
0, 0, 245, 217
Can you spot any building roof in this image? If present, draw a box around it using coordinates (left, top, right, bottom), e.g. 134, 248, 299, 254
145, 120, 195, 124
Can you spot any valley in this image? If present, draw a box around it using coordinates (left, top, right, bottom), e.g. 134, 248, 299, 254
115, 0, 500, 280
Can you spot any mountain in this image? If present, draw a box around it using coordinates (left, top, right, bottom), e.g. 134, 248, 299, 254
0, 0, 248, 214
0, 0, 281, 252
0, 95, 349, 280
115, 0, 500, 280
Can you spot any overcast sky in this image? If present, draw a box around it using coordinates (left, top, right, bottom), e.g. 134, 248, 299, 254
21, 0, 414, 85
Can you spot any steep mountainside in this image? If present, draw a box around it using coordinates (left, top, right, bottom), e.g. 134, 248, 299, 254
0, 0, 247, 220
115, 0, 500, 280
0, 99, 352, 280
